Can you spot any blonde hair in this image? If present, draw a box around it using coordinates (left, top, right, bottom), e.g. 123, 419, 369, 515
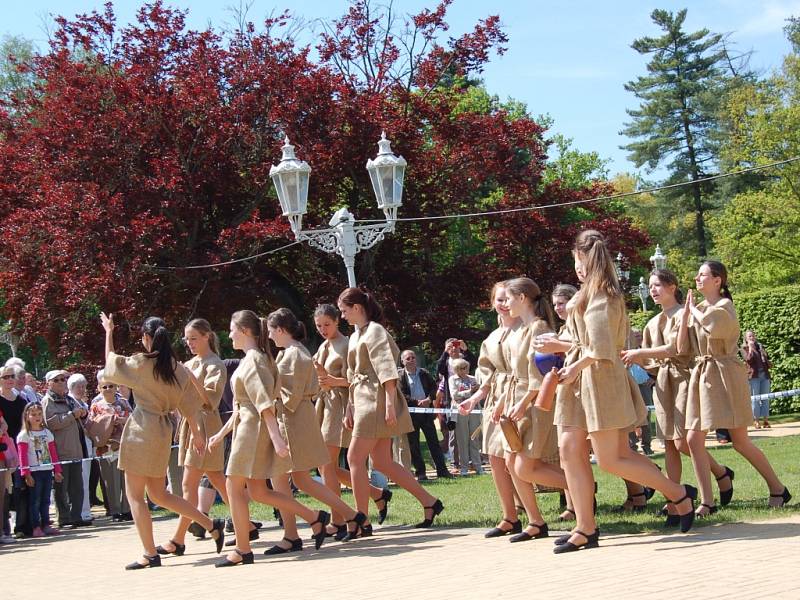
20, 402, 47, 436
573, 230, 623, 314
451, 358, 469, 373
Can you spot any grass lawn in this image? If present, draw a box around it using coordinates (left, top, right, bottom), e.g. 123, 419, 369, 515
202, 432, 800, 536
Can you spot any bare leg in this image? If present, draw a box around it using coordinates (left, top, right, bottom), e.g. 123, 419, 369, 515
559, 428, 596, 545
321, 445, 345, 526
348, 437, 377, 524
370, 438, 436, 509
489, 453, 517, 527
222, 475, 252, 562
686, 429, 715, 512
505, 453, 544, 529
124, 473, 158, 563
590, 430, 688, 509
292, 470, 357, 522
728, 427, 785, 498
272, 473, 300, 545
511, 454, 568, 490
167, 466, 203, 547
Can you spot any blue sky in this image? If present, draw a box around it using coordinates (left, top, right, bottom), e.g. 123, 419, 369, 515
3, 0, 796, 178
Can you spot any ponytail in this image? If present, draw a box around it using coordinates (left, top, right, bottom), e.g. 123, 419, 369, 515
231, 310, 272, 354
505, 277, 557, 331
185, 318, 221, 355
142, 317, 179, 386
267, 307, 307, 341
572, 230, 623, 314
258, 318, 272, 354
338, 286, 384, 323
702, 260, 734, 301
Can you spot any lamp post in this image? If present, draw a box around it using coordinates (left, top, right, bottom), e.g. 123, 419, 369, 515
270, 132, 407, 287
650, 244, 667, 271
614, 252, 630, 283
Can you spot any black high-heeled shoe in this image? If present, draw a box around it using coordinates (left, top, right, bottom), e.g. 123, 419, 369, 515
125, 554, 161, 570
263, 537, 303, 555
673, 484, 698, 533
484, 518, 522, 538
664, 513, 680, 527
695, 503, 718, 517
769, 487, 792, 508
509, 522, 548, 543
309, 510, 331, 550
224, 528, 260, 546
215, 549, 254, 567
341, 512, 368, 542
415, 499, 444, 528
716, 466, 735, 507
554, 527, 600, 546
210, 518, 226, 553
552, 529, 599, 554
375, 488, 393, 525
155, 540, 185, 556
615, 492, 648, 513
326, 523, 347, 540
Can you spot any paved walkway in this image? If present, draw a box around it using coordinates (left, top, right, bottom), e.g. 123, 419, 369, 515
3, 513, 799, 599
3, 421, 799, 599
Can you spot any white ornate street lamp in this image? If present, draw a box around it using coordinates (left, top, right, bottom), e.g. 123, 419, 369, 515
614, 252, 630, 283
270, 132, 407, 287
650, 244, 667, 271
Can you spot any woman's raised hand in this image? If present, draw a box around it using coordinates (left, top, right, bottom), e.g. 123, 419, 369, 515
100, 312, 114, 333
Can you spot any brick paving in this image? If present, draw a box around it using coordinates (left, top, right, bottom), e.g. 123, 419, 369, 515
3, 421, 799, 600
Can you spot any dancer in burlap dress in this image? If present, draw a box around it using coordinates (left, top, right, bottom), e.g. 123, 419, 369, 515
100, 313, 226, 570
678, 261, 790, 509
338, 287, 444, 537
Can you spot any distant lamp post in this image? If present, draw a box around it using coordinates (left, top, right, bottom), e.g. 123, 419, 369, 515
650, 244, 667, 271
637, 276, 649, 312
614, 252, 630, 283
270, 132, 407, 287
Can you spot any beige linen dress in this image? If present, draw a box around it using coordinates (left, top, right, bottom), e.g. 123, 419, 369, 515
475, 324, 519, 457
226, 349, 293, 479
276, 345, 330, 471
642, 305, 691, 441
554, 301, 588, 431
501, 319, 559, 459
574, 293, 647, 433
104, 352, 202, 478
685, 299, 753, 431
347, 321, 413, 439
178, 353, 227, 471
314, 335, 352, 448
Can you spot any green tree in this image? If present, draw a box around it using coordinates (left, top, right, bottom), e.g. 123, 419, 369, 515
711, 19, 800, 291
0, 35, 37, 104
621, 9, 733, 258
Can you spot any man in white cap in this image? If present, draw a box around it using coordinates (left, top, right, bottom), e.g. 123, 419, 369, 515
42, 370, 91, 528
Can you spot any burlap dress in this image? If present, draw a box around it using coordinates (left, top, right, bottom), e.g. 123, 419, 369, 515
685, 299, 753, 431
554, 300, 588, 432
346, 321, 413, 439
314, 335, 352, 448
177, 353, 227, 471
226, 349, 293, 480
276, 345, 330, 472
501, 319, 559, 459
574, 293, 647, 433
475, 324, 519, 457
104, 352, 202, 478
642, 305, 691, 441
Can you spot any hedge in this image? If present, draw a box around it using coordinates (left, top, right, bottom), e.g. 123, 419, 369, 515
736, 285, 800, 413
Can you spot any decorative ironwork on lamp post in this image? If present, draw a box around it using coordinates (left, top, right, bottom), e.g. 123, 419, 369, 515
650, 244, 667, 271
269, 133, 406, 287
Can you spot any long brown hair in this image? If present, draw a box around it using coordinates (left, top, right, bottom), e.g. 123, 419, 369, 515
267, 307, 307, 341
231, 310, 272, 355
573, 230, 623, 314
338, 287, 384, 323
142, 317, 179, 386
651, 269, 684, 304
504, 277, 557, 331
185, 318, 220, 355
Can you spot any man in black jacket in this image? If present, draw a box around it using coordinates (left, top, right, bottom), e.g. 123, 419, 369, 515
398, 350, 452, 480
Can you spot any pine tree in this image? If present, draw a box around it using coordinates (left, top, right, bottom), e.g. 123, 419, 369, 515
621, 9, 728, 258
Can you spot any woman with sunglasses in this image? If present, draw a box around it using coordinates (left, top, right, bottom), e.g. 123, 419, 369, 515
88, 371, 132, 521
100, 313, 226, 570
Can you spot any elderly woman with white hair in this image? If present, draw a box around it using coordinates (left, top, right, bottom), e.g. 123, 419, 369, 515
88, 370, 132, 521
